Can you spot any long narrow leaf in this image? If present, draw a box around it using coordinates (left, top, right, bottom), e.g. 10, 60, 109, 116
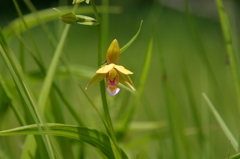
37, 24, 70, 113
120, 20, 143, 53
0, 123, 128, 159
0, 75, 26, 126
215, 0, 240, 112
229, 152, 240, 159
0, 32, 55, 159
202, 93, 238, 151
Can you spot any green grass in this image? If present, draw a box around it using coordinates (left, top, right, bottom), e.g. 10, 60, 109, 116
0, 0, 240, 158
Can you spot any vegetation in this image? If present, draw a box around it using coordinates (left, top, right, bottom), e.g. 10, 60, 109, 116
0, 0, 240, 158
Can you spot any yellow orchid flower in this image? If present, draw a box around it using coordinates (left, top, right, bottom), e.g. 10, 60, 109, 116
86, 39, 135, 96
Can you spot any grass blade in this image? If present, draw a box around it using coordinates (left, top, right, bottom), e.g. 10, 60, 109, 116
214, 0, 240, 113
0, 74, 26, 126
0, 123, 128, 159
0, 31, 55, 159
10, 15, 85, 126
20, 135, 37, 159
37, 23, 70, 113
229, 152, 240, 159
202, 93, 238, 151
120, 20, 143, 54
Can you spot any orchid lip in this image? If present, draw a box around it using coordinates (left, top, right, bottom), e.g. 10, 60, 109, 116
106, 86, 120, 97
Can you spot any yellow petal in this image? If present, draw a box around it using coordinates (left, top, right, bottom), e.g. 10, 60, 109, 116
114, 65, 133, 75
106, 39, 120, 64
118, 71, 136, 91
96, 63, 115, 74
85, 73, 105, 90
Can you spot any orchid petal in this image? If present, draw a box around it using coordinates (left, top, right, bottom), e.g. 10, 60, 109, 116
85, 73, 105, 90
106, 39, 120, 64
106, 86, 120, 96
114, 65, 133, 75
96, 64, 115, 74
118, 71, 136, 91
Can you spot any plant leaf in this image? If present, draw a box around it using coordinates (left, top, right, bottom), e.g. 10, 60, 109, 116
202, 93, 238, 152
120, 20, 143, 53
214, 0, 240, 111
0, 28, 55, 159
0, 123, 128, 159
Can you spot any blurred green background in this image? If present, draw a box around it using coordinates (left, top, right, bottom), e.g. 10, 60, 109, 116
1, 0, 240, 158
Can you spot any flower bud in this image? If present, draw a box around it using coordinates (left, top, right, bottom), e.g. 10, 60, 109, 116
60, 12, 77, 24
106, 39, 120, 64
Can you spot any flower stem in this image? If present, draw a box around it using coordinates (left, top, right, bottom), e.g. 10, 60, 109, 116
91, 0, 117, 143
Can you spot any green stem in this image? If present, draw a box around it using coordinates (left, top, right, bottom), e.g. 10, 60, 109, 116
90, 0, 101, 23
91, 0, 116, 143
99, 81, 116, 141
215, 0, 240, 115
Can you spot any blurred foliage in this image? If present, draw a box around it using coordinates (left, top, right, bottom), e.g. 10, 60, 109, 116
1, 0, 240, 158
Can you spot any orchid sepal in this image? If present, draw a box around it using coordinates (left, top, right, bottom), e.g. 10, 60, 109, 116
118, 71, 136, 91
85, 73, 105, 90
106, 39, 120, 64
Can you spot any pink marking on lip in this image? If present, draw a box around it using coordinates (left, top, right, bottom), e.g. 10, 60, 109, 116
106, 78, 118, 86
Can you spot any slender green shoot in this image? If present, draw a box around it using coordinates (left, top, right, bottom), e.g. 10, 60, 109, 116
229, 152, 240, 159
0, 37, 55, 159
202, 93, 238, 152
214, 0, 240, 114
37, 24, 70, 113
0, 75, 26, 126
120, 20, 143, 54
0, 123, 128, 159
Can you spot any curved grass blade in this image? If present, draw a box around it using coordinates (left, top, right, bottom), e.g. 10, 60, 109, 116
11, 15, 85, 127
202, 93, 238, 152
0, 123, 128, 159
3, 6, 122, 41
229, 152, 240, 159
214, 0, 240, 113
120, 20, 143, 54
0, 32, 55, 159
